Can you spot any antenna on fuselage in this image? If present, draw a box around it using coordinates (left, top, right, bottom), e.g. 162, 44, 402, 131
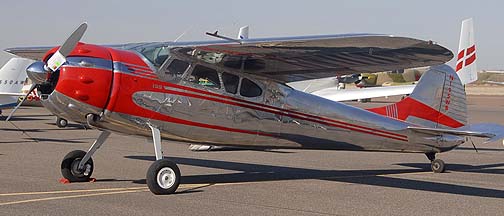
173, 27, 192, 42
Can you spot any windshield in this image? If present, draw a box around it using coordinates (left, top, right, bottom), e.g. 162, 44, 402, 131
132, 44, 171, 68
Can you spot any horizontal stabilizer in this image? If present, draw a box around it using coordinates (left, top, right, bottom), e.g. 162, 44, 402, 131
408, 123, 504, 143
313, 85, 414, 102
0, 92, 25, 96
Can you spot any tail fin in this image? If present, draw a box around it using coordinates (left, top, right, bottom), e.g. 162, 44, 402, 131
368, 65, 467, 128
0, 58, 33, 94
456, 18, 477, 84
237, 26, 249, 40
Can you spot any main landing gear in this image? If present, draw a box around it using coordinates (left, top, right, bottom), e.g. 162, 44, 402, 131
60, 124, 181, 195
145, 124, 181, 194
425, 152, 446, 173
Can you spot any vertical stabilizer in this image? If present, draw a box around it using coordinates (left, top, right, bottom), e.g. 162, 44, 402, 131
238, 26, 249, 40
456, 18, 477, 85
368, 65, 467, 129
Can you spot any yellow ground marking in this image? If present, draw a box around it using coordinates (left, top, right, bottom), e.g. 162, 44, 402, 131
0, 189, 148, 206
0, 171, 440, 207
0, 187, 148, 197
0, 184, 213, 206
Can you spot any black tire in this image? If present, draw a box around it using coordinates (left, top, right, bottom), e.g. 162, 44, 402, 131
56, 117, 68, 128
146, 159, 181, 195
61, 150, 94, 182
431, 159, 446, 173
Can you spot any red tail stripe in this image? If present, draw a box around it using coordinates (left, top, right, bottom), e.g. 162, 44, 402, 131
465, 53, 476, 66
457, 50, 465, 61
367, 97, 464, 128
466, 45, 476, 55
455, 61, 463, 72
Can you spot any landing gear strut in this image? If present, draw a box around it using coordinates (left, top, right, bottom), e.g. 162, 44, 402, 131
145, 124, 180, 195
425, 152, 446, 173
60, 131, 110, 182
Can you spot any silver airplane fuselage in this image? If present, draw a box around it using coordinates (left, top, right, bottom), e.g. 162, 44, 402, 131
35, 45, 463, 154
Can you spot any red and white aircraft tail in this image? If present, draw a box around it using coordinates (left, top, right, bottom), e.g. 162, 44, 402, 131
456, 18, 477, 85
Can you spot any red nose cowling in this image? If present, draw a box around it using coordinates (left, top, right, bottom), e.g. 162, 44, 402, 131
43, 43, 113, 110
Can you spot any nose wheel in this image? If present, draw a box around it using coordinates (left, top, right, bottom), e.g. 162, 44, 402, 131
426, 153, 446, 173
61, 150, 94, 182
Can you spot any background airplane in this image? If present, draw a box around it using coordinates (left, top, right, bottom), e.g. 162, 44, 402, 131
0, 58, 35, 114
0, 57, 70, 127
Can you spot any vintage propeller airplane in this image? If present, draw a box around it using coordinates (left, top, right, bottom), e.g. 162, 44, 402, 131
5, 21, 504, 195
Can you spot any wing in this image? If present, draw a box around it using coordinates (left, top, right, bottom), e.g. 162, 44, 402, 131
5, 34, 453, 83
172, 34, 453, 82
311, 85, 415, 102
4, 46, 53, 61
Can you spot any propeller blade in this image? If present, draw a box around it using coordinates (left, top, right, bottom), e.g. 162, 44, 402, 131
47, 22, 88, 71
5, 84, 38, 122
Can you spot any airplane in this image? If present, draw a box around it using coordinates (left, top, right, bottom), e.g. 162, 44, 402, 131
354, 67, 425, 88
5, 20, 504, 195
0, 58, 71, 127
0, 58, 35, 114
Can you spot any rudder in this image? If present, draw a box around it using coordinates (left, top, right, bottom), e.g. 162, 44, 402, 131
368, 65, 467, 128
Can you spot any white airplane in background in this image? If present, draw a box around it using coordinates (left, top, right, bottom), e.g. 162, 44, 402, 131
300, 18, 477, 102
0, 58, 35, 114
0, 57, 70, 127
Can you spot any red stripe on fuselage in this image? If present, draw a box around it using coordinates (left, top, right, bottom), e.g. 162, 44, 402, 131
108, 72, 408, 142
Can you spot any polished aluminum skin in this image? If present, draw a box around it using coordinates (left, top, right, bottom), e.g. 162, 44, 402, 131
39, 59, 466, 154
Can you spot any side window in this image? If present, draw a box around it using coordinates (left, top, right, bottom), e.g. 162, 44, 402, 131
164, 59, 189, 81
187, 65, 221, 89
222, 72, 239, 94
240, 78, 262, 97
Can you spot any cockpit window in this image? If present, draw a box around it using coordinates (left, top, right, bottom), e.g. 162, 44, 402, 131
165, 59, 189, 78
187, 65, 221, 89
240, 78, 262, 97
222, 72, 239, 94
134, 45, 170, 68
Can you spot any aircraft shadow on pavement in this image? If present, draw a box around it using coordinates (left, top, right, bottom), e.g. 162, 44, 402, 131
396, 163, 504, 175
124, 155, 504, 198
456, 147, 504, 152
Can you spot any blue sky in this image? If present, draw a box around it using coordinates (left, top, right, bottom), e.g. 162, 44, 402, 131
0, 0, 502, 70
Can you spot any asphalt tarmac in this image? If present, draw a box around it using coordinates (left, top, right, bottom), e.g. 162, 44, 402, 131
1, 95, 504, 216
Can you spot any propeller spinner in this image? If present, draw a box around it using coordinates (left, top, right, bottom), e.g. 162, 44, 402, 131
6, 23, 88, 121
